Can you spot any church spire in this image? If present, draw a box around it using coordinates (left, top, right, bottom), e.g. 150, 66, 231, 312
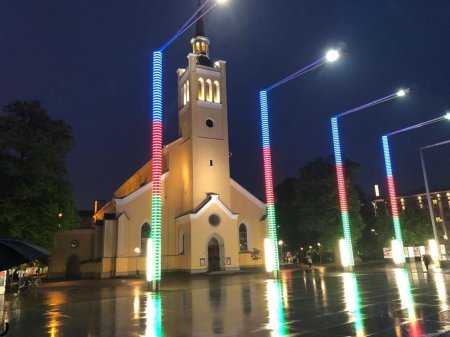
195, 0, 205, 37
190, 0, 213, 67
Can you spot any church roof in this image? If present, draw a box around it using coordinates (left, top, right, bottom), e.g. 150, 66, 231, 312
176, 194, 238, 223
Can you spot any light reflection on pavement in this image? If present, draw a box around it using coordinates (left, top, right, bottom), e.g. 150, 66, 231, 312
3, 263, 450, 336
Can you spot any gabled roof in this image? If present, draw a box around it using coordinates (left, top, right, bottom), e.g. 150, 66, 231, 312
176, 194, 238, 225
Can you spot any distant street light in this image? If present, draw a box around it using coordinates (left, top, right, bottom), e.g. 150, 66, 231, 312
278, 240, 284, 265
331, 89, 410, 270
420, 138, 450, 262
383, 112, 450, 264
260, 48, 342, 277
134, 247, 141, 278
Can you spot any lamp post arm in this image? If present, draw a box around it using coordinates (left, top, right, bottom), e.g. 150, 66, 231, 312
159, 0, 215, 51
421, 139, 450, 151
170, 3, 217, 46
264, 58, 325, 92
334, 93, 399, 119
385, 116, 444, 137
420, 147, 442, 260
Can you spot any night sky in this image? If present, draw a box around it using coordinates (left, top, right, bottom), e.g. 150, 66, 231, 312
1, 1, 450, 210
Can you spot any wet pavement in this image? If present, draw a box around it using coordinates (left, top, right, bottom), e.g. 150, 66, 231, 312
2, 262, 450, 336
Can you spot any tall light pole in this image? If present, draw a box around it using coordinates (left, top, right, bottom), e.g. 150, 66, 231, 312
331, 89, 410, 270
148, 0, 228, 291
382, 112, 450, 265
260, 49, 342, 277
420, 137, 450, 263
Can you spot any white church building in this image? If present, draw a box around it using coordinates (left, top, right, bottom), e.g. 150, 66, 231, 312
49, 18, 268, 278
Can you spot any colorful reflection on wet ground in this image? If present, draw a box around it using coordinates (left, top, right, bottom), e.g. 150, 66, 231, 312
2, 263, 450, 336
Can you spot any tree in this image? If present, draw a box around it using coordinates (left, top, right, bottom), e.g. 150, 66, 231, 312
357, 200, 392, 260
0, 101, 78, 247
400, 205, 434, 246
275, 156, 365, 254
250, 248, 262, 266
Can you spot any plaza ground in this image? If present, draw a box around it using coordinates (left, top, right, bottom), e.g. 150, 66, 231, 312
2, 262, 450, 336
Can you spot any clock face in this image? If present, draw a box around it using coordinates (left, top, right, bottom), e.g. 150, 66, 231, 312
70, 240, 79, 248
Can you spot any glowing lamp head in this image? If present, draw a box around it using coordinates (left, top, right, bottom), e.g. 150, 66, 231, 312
396, 89, 407, 97
325, 49, 340, 62
216, 0, 228, 4
278, 240, 283, 246
445, 112, 450, 120
134, 247, 141, 254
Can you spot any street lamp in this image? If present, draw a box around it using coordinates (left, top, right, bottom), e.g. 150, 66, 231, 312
382, 112, 450, 265
331, 89, 410, 270
134, 247, 141, 278
420, 138, 450, 263
149, 0, 227, 291
317, 242, 321, 263
419, 138, 450, 252
278, 240, 284, 265
260, 48, 342, 278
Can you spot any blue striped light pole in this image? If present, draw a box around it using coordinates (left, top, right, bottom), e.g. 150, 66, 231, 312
260, 49, 342, 277
331, 89, 409, 269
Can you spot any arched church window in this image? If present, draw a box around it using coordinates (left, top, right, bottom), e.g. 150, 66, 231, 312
205, 79, 213, 102
183, 83, 187, 106
196, 42, 201, 53
140, 223, 151, 256
179, 231, 185, 254
201, 42, 206, 53
213, 81, 220, 103
239, 223, 248, 251
186, 80, 190, 102
198, 78, 205, 100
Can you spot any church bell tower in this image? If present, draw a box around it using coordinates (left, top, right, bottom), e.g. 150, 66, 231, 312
176, 3, 231, 209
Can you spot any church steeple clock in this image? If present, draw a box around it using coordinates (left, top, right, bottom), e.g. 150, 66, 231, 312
176, 5, 231, 209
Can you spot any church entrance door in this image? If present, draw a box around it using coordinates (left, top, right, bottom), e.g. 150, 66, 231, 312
208, 237, 221, 272
66, 254, 81, 279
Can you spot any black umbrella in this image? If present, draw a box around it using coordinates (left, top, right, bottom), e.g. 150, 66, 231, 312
0, 239, 50, 271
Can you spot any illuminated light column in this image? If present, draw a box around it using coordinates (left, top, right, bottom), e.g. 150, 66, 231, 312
382, 112, 450, 265
331, 89, 409, 269
260, 90, 279, 273
149, 51, 164, 288
147, 0, 228, 290
259, 49, 341, 276
331, 118, 354, 267
382, 135, 405, 264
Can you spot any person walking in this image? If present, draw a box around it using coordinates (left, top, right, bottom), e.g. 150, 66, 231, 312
422, 254, 432, 271
307, 255, 313, 268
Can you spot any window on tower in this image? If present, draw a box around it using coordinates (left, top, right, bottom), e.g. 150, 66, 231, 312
186, 80, 190, 102
213, 81, 220, 103
198, 78, 205, 100
206, 79, 213, 102
182, 81, 190, 106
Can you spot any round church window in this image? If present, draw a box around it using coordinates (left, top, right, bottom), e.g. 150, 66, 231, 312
205, 118, 214, 128
208, 214, 221, 227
